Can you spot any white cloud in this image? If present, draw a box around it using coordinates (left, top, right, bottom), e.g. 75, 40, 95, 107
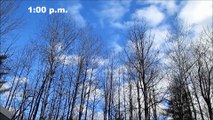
126, 40, 136, 54
98, 1, 131, 21
110, 22, 126, 29
92, 56, 109, 67
96, 0, 132, 28
152, 25, 169, 49
68, 3, 86, 27
94, 112, 104, 120
110, 34, 123, 54
112, 41, 123, 54
56, 42, 63, 52
110, 21, 134, 30
99, 3, 127, 21
193, 18, 212, 37
125, 24, 169, 56
1, 77, 29, 104
179, 1, 212, 39
145, 0, 177, 15
3, 77, 29, 88
179, 1, 212, 25
132, 5, 165, 27
58, 54, 79, 65
111, 1, 175, 29
14, 77, 28, 84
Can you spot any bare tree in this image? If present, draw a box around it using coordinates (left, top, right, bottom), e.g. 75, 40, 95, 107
27, 15, 77, 120
0, 0, 22, 37
125, 21, 160, 120
0, 0, 22, 96
165, 20, 195, 120
192, 27, 213, 120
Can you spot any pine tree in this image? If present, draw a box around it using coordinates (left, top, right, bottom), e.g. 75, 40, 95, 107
0, 54, 9, 94
166, 77, 193, 120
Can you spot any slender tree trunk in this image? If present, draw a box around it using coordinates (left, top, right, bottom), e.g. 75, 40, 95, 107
91, 91, 97, 120
128, 78, 133, 120
84, 68, 94, 120
78, 65, 88, 120
69, 58, 84, 120
206, 99, 212, 120
136, 81, 142, 120
144, 87, 149, 120
152, 89, 157, 120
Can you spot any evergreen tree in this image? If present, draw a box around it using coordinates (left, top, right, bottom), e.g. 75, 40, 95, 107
0, 55, 9, 94
166, 77, 193, 120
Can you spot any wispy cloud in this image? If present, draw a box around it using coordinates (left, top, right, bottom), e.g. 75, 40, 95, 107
112, 41, 123, 54
152, 25, 169, 49
96, 0, 132, 28
132, 5, 165, 27
99, 3, 127, 21
110, 34, 123, 55
144, 0, 177, 15
68, 3, 86, 27
58, 54, 80, 65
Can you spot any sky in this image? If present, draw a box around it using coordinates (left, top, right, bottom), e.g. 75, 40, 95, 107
8, 0, 213, 55
1, 0, 212, 118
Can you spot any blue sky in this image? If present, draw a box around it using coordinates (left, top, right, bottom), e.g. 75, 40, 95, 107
1, 1, 212, 118
12, 0, 212, 54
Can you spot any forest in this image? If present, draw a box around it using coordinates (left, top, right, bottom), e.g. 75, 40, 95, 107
0, 1, 212, 120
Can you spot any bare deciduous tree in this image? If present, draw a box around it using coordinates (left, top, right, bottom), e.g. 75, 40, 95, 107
125, 21, 160, 120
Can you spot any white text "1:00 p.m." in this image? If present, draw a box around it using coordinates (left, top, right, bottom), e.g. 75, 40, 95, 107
28, 6, 68, 14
